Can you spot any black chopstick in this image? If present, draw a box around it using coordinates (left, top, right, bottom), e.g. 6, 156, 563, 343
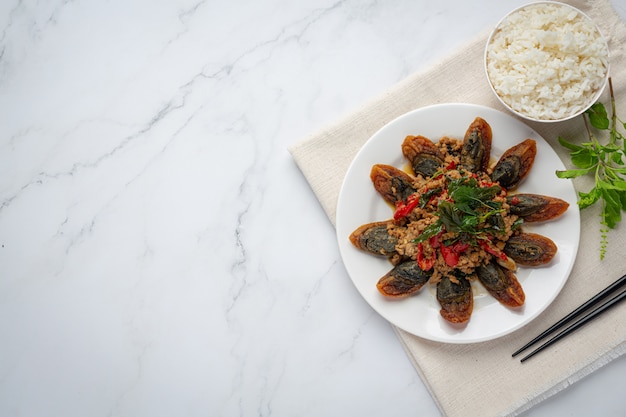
519, 288, 626, 362
513, 273, 626, 361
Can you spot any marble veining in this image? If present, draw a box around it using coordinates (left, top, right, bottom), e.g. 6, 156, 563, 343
2, 1, 626, 416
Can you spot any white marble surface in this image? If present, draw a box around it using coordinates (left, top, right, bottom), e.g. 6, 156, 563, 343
2, 1, 626, 416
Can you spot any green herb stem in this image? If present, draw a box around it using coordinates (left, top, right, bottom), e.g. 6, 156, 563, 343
556, 77, 626, 260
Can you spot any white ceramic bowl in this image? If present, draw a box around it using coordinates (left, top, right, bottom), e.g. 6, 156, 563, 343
484, 1, 609, 123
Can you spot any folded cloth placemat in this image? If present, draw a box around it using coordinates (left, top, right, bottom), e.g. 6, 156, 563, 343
290, 1, 626, 416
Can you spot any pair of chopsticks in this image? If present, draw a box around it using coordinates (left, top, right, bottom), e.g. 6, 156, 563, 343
513, 273, 626, 363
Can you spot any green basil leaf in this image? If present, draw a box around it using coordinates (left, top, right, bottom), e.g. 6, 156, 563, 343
602, 143, 621, 152
414, 222, 443, 243
600, 188, 621, 228
578, 187, 600, 209
558, 136, 582, 151
587, 102, 610, 130
556, 167, 594, 179
570, 148, 597, 168
608, 166, 626, 174
611, 151, 625, 165
620, 190, 626, 211
605, 180, 626, 191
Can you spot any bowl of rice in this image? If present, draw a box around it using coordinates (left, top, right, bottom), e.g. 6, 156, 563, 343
485, 1, 609, 122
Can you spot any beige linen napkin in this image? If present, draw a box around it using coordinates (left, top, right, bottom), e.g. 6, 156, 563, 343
290, 1, 626, 416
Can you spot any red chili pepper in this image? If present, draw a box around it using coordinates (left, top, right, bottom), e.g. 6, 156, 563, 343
446, 161, 456, 170
394, 194, 420, 220
479, 240, 508, 261
417, 243, 435, 271
429, 234, 441, 249
440, 241, 469, 267
427, 197, 436, 207
452, 241, 469, 252
440, 244, 458, 267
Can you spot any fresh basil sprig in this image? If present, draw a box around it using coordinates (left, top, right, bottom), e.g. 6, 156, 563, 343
414, 175, 506, 244
556, 78, 626, 259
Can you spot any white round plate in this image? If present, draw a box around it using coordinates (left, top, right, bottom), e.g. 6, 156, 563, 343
336, 103, 580, 343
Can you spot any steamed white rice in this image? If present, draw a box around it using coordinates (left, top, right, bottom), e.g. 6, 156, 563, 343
486, 2, 609, 121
